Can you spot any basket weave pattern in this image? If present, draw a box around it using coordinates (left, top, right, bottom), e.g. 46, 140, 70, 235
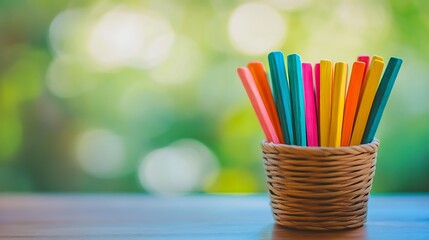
262, 140, 379, 231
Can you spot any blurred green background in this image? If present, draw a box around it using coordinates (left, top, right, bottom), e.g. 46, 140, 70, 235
0, 0, 428, 194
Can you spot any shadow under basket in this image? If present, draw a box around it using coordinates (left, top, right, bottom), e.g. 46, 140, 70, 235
262, 140, 379, 231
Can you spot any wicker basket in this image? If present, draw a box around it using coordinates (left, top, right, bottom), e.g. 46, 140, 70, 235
262, 140, 379, 231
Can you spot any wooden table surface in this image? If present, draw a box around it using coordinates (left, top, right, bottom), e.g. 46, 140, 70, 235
0, 194, 428, 239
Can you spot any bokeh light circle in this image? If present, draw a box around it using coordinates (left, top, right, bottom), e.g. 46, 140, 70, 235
87, 6, 175, 69
139, 139, 219, 195
76, 129, 126, 179
49, 9, 84, 56
46, 55, 95, 98
228, 2, 286, 55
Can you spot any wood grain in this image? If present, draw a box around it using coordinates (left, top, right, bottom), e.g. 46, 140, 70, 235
0, 194, 428, 239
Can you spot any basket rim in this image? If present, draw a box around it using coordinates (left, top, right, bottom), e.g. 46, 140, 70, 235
262, 139, 379, 151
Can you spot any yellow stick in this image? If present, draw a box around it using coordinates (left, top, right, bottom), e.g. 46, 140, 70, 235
359, 56, 383, 102
319, 60, 333, 146
350, 60, 384, 145
329, 62, 348, 147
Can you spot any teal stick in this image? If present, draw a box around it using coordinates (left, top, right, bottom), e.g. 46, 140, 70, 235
362, 57, 403, 143
287, 54, 307, 146
268, 52, 294, 145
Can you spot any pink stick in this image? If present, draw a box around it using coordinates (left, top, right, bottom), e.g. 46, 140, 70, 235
314, 63, 321, 142
303, 63, 319, 146
357, 55, 370, 79
237, 67, 280, 143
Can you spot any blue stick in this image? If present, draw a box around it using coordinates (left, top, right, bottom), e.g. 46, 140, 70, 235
287, 54, 307, 146
362, 57, 403, 143
268, 52, 295, 145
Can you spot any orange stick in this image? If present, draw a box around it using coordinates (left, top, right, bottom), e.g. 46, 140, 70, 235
237, 67, 280, 143
248, 62, 284, 143
341, 61, 366, 146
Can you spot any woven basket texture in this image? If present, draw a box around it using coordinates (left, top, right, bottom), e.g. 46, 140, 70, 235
262, 140, 379, 230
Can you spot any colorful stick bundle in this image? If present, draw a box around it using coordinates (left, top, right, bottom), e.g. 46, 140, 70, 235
237, 52, 402, 147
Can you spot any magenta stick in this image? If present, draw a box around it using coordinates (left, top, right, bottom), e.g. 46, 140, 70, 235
303, 63, 319, 146
357, 55, 370, 79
